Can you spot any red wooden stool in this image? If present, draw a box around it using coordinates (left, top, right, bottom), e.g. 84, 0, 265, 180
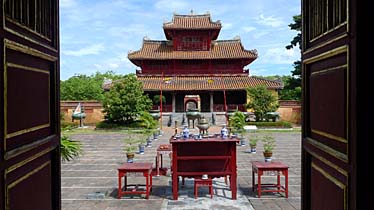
194, 178, 213, 199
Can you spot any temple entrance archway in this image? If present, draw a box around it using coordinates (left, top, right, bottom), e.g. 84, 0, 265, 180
184, 95, 200, 111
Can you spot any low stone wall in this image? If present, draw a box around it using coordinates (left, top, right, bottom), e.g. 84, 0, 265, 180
60, 100, 302, 125
277, 100, 301, 124
61, 101, 104, 125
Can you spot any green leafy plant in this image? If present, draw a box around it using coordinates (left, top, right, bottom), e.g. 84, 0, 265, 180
124, 142, 137, 153
262, 135, 276, 152
153, 95, 166, 105
123, 130, 144, 154
102, 74, 152, 124
61, 135, 82, 161
138, 111, 158, 130
229, 111, 246, 136
246, 85, 279, 122
60, 71, 123, 101
248, 121, 292, 128
249, 135, 261, 146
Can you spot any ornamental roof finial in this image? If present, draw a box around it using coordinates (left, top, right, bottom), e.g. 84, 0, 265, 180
190, 9, 194, 15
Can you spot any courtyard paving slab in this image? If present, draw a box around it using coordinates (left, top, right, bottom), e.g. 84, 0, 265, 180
62, 126, 301, 210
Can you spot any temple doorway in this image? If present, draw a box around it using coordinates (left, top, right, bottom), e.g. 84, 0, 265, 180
184, 95, 200, 111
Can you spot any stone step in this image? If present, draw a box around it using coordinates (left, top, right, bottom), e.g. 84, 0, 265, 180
159, 112, 227, 127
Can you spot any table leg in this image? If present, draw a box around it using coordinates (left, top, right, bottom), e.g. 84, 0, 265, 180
146, 173, 149, 199
277, 171, 281, 191
285, 169, 289, 198
209, 184, 213, 198
118, 172, 122, 199
257, 170, 262, 198
124, 175, 127, 192
161, 154, 163, 168
156, 155, 160, 176
231, 172, 237, 200
150, 173, 153, 192
172, 173, 178, 200
252, 169, 255, 192
194, 182, 197, 199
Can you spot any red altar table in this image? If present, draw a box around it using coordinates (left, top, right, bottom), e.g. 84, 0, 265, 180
251, 161, 289, 198
170, 137, 239, 200
117, 162, 153, 199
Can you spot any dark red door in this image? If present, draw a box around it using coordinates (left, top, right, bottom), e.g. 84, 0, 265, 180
301, 0, 372, 209
1, 1, 60, 210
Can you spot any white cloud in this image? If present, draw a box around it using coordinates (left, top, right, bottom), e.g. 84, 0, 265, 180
222, 22, 233, 30
60, 0, 77, 8
256, 14, 284, 27
242, 26, 256, 33
155, 0, 189, 12
249, 68, 267, 76
109, 63, 120, 69
252, 31, 269, 39
108, 25, 149, 37
63, 44, 104, 56
260, 47, 300, 64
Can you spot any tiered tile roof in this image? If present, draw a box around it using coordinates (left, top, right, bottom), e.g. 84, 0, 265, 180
163, 13, 222, 30
136, 76, 282, 91
128, 39, 257, 61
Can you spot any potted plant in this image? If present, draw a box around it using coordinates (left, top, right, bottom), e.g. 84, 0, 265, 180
249, 135, 260, 154
229, 111, 246, 146
262, 135, 276, 162
138, 111, 158, 147
137, 131, 146, 154
125, 142, 136, 163
124, 130, 143, 162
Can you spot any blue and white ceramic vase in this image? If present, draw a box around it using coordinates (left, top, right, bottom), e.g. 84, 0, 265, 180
183, 126, 189, 139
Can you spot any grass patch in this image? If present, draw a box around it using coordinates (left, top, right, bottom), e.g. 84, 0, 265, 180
247, 121, 292, 128
61, 121, 79, 131
255, 128, 301, 133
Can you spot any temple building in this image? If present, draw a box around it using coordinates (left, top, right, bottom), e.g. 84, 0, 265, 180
128, 12, 282, 113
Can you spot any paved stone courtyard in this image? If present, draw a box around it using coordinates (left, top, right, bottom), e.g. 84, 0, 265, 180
61, 126, 301, 210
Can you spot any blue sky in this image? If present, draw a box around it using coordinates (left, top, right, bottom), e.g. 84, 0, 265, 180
60, 0, 301, 80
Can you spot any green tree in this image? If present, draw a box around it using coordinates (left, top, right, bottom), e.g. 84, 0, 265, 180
102, 74, 152, 124
280, 14, 301, 100
153, 95, 166, 105
60, 71, 123, 101
246, 85, 279, 122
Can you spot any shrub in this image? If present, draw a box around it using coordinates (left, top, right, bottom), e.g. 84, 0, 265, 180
95, 121, 124, 129
102, 74, 152, 124
61, 121, 78, 131
229, 111, 246, 136
61, 135, 82, 161
248, 121, 292, 128
246, 85, 279, 122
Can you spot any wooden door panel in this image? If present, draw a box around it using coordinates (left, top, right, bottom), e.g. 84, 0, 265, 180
302, 0, 351, 209
1, 1, 60, 210
306, 49, 348, 156
311, 162, 346, 210
4, 41, 55, 151
6, 156, 52, 210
